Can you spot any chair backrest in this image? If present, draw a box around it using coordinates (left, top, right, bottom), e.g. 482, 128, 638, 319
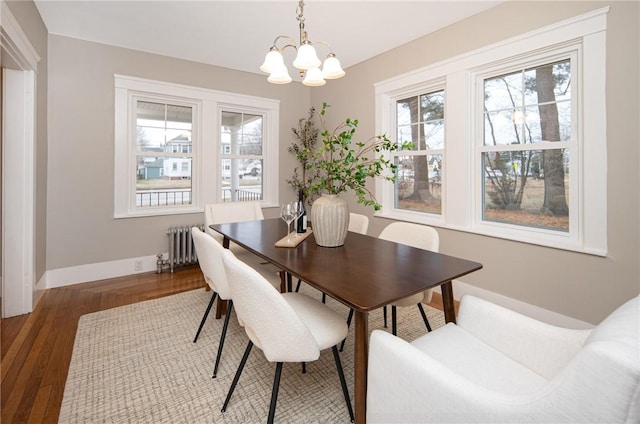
378, 222, 439, 252
221, 249, 320, 363
348, 213, 369, 235
191, 226, 232, 299
204, 201, 264, 241
557, 295, 640, 422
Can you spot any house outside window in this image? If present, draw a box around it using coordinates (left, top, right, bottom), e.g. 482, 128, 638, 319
375, 9, 607, 255
220, 111, 264, 202
114, 75, 280, 217
135, 100, 194, 208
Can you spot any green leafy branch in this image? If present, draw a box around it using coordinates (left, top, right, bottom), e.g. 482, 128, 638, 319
307, 103, 411, 211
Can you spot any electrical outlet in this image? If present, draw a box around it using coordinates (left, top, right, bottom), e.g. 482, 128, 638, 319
134, 259, 143, 272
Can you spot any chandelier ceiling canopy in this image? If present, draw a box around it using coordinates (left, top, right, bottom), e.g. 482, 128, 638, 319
260, 0, 345, 86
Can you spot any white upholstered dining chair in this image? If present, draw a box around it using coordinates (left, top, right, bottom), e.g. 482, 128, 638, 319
220, 248, 354, 424
367, 294, 640, 423
379, 222, 439, 336
191, 226, 235, 378
348, 212, 369, 235
191, 226, 279, 379
204, 200, 264, 242
204, 201, 283, 289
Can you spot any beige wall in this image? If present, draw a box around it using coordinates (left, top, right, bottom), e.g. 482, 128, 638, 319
4, 0, 48, 283
34, 0, 640, 324
46, 35, 309, 269
312, 1, 640, 324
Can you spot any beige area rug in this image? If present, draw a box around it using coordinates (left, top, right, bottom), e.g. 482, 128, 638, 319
59, 285, 445, 423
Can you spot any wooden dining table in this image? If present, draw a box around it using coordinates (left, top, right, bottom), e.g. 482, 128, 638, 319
210, 218, 483, 423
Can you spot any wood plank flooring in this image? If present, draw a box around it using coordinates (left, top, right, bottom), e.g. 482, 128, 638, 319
1, 266, 451, 423
1, 266, 206, 424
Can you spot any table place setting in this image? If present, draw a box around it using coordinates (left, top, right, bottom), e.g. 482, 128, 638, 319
274, 200, 311, 247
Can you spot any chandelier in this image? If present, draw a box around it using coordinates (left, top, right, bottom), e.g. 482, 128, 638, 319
259, 0, 345, 86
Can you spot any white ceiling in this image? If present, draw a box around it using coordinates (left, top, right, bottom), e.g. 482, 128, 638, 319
34, 0, 503, 79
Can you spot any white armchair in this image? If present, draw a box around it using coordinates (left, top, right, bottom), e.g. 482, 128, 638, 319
367, 294, 639, 423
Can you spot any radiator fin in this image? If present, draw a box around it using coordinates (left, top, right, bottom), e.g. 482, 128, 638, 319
167, 225, 205, 272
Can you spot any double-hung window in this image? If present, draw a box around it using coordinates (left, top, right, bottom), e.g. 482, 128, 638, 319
114, 75, 279, 218
479, 56, 574, 233
394, 88, 445, 216
376, 8, 607, 255
220, 110, 265, 202
135, 99, 195, 208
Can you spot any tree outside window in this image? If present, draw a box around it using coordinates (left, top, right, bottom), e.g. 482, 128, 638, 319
394, 90, 444, 215
482, 59, 571, 231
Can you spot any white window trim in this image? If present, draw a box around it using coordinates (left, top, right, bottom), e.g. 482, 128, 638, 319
114, 75, 280, 218
375, 7, 608, 256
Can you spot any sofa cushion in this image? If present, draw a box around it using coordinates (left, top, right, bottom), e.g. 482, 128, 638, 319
411, 323, 548, 395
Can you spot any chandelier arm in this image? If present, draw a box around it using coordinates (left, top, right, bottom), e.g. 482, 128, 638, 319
272, 35, 298, 49
309, 40, 331, 50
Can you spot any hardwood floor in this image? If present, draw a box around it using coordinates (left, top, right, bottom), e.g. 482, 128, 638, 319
1, 266, 452, 423
1, 266, 206, 424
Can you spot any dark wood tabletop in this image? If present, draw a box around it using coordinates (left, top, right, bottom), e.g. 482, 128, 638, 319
211, 219, 482, 311
211, 218, 483, 423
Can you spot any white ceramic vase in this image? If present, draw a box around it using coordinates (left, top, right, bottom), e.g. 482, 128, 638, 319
310, 194, 350, 247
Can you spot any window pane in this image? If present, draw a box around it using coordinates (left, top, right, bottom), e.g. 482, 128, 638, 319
136, 156, 192, 207
397, 124, 418, 150
136, 101, 192, 153
220, 158, 263, 202
482, 149, 569, 231
423, 120, 444, 150
484, 71, 523, 111
396, 97, 418, 126
395, 154, 442, 214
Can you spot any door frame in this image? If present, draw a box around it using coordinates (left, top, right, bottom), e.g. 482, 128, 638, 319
1, 1, 40, 317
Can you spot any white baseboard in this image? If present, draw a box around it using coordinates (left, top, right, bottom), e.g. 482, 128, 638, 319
43, 256, 592, 329
443, 279, 593, 329
45, 253, 167, 289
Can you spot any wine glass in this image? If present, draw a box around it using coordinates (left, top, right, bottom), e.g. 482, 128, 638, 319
280, 202, 301, 244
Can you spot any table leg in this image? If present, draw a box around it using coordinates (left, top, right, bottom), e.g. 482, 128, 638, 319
214, 298, 227, 319
216, 236, 231, 319
441, 281, 456, 324
354, 310, 369, 424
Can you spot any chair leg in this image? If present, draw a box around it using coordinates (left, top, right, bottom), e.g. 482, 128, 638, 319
383, 305, 388, 328
193, 291, 217, 343
339, 308, 354, 352
268, 362, 284, 424
301, 362, 306, 373
332, 346, 355, 422
212, 300, 233, 378
392, 305, 398, 336
295, 279, 301, 292
322, 293, 326, 304
417, 303, 433, 332
221, 341, 253, 413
